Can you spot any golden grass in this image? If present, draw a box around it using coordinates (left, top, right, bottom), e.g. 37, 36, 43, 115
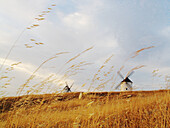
66, 46, 94, 64
17, 52, 69, 96
0, 90, 169, 128
128, 46, 155, 60
0, 2, 57, 71
89, 54, 114, 91
0, 1, 168, 127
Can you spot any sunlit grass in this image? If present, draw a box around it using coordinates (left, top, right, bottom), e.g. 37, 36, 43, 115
0, 1, 169, 128
0, 90, 169, 128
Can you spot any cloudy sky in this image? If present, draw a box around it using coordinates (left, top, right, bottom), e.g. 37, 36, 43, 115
0, 0, 169, 96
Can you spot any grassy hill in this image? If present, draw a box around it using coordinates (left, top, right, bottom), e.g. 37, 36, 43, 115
0, 90, 169, 128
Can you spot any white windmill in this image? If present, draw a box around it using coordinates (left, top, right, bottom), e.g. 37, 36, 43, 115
115, 71, 134, 91
63, 82, 74, 93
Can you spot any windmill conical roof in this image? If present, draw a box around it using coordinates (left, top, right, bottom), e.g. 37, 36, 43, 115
122, 77, 132, 83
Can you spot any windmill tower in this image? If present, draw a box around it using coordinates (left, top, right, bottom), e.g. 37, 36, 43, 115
115, 71, 134, 91
63, 82, 74, 93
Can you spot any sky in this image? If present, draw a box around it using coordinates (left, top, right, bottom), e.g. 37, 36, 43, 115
0, 0, 170, 96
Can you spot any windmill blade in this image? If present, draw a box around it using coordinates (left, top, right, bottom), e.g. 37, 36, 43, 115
65, 82, 68, 86
70, 82, 74, 89
126, 83, 132, 89
126, 71, 134, 78
115, 82, 121, 89
63, 86, 67, 90
117, 71, 124, 79
63, 85, 69, 91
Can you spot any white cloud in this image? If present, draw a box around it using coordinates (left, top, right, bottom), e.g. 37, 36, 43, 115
0, 0, 169, 96
63, 12, 90, 28
0, 57, 81, 96
0, 57, 46, 78
161, 26, 170, 38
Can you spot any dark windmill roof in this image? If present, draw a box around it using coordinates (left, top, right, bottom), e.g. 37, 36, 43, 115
122, 77, 133, 83
63, 85, 71, 92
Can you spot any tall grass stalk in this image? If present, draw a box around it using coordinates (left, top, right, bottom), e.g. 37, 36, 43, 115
0, 90, 169, 128
17, 52, 69, 96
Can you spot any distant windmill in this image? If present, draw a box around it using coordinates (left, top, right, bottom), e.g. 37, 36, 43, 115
63, 82, 74, 93
115, 71, 134, 91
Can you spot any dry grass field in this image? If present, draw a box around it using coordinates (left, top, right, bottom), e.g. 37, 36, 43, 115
0, 90, 169, 128
0, 1, 169, 128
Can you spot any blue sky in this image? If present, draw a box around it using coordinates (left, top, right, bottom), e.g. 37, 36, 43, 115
0, 0, 170, 96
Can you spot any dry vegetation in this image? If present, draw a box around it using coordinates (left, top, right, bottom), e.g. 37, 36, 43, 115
0, 90, 169, 128
0, 2, 170, 128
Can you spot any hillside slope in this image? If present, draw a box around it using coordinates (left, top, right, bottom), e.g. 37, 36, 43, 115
0, 90, 169, 128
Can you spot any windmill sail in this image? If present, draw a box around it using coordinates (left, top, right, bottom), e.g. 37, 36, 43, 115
115, 82, 121, 89
69, 82, 74, 89
126, 71, 134, 78
118, 71, 124, 79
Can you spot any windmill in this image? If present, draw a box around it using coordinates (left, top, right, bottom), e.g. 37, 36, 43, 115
63, 82, 74, 93
115, 71, 134, 91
